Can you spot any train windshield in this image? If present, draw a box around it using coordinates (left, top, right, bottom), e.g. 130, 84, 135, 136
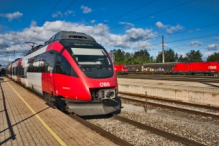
60, 40, 113, 78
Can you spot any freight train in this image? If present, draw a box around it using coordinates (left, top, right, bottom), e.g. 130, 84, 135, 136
6, 31, 121, 116
125, 62, 219, 76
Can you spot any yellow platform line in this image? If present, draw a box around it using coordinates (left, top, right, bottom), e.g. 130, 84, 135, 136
7, 82, 67, 146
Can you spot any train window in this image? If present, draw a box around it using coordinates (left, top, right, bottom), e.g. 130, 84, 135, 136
18, 66, 24, 77
33, 56, 41, 72
71, 48, 111, 66
55, 53, 77, 77
71, 48, 112, 78
27, 58, 35, 72
40, 52, 55, 73
39, 53, 48, 72
48, 51, 56, 72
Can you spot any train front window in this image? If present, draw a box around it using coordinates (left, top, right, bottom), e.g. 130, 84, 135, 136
71, 47, 113, 78
72, 48, 111, 65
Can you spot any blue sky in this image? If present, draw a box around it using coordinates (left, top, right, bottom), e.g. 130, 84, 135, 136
0, 0, 219, 67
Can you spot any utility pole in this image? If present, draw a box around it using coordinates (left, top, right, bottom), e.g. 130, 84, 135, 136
162, 35, 165, 63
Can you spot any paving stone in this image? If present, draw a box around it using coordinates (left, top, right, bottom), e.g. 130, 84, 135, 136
0, 78, 117, 146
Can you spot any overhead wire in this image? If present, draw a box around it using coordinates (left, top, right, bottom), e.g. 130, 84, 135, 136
151, 22, 219, 40
132, 32, 219, 50
85, 0, 157, 34
96, 0, 195, 35
26, 0, 62, 41
28, 0, 77, 42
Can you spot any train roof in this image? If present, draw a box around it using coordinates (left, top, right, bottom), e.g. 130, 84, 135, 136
26, 45, 44, 56
45, 31, 96, 45
26, 31, 97, 56
11, 58, 21, 63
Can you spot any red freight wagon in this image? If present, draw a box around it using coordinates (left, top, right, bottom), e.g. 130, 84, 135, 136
173, 62, 219, 75
189, 62, 219, 75
173, 63, 189, 73
114, 64, 128, 75
208, 62, 219, 74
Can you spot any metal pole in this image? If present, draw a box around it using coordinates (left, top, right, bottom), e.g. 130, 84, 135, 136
162, 35, 165, 63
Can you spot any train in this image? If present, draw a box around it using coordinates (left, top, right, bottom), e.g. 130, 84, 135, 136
125, 62, 219, 76
6, 31, 121, 116
114, 64, 128, 75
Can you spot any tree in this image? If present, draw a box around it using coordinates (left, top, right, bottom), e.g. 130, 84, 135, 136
156, 52, 162, 63
133, 49, 150, 63
207, 52, 219, 62
156, 48, 178, 63
110, 49, 125, 64
185, 50, 202, 62
178, 55, 188, 62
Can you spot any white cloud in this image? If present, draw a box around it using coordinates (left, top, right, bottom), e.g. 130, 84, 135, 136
207, 44, 219, 51
65, 10, 75, 16
155, 21, 184, 34
52, 11, 63, 18
119, 22, 134, 27
0, 21, 158, 57
91, 20, 96, 23
214, 37, 219, 40
0, 38, 9, 49
0, 11, 23, 21
203, 52, 214, 60
30, 20, 37, 27
132, 41, 154, 50
189, 41, 203, 47
155, 22, 165, 29
166, 24, 183, 33
177, 52, 186, 57
81, 5, 92, 13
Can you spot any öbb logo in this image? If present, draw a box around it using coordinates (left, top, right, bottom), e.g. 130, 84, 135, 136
208, 66, 217, 69
100, 82, 110, 87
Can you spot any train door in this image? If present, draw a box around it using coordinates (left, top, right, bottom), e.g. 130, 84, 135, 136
47, 51, 56, 95
53, 52, 73, 98
23, 59, 29, 86
41, 52, 50, 93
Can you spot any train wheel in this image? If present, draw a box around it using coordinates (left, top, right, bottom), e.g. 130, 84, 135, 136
55, 97, 67, 113
44, 93, 56, 108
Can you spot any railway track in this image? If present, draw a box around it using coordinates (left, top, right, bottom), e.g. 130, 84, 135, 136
112, 115, 205, 146
69, 113, 132, 146
119, 92, 219, 118
77, 113, 206, 146
117, 75, 219, 83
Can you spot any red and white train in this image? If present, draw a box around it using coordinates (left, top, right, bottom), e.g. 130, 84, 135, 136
6, 31, 121, 116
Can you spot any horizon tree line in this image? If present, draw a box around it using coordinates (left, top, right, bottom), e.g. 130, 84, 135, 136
110, 49, 219, 65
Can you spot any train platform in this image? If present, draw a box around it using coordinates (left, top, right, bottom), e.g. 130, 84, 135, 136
0, 77, 117, 146
118, 78, 219, 107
